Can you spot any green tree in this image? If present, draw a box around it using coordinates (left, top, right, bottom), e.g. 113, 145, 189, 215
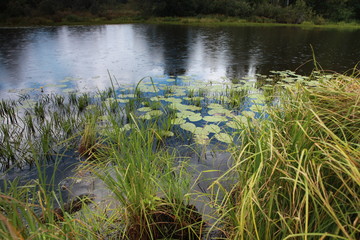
306, 0, 354, 21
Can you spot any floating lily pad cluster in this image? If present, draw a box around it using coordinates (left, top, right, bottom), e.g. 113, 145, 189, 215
97, 76, 270, 145
255, 70, 327, 89
0, 71, 325, 170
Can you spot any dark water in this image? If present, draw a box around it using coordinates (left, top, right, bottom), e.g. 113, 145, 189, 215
1, 24, 360, 97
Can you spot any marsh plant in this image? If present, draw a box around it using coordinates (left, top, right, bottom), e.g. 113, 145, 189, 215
210, 74, 360, 239
0, 71, 359, 239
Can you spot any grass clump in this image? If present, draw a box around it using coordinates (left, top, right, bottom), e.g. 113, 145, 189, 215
211, 73, 360, 239
0, 70, 359, 239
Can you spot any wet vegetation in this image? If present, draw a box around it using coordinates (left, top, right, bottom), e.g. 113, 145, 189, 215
0, 68, 359, 239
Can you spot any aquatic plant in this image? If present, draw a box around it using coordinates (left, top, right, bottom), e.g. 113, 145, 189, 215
209, 74, 360, 239
0, 71, 358, 239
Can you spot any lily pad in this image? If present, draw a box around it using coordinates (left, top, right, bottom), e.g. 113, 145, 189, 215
120, 124, 133, 132
164, 97, 183, 104
177, 110, 197, 119
188, 114, 202, 122
171, 118, 186, 125
159, 130, 174, 137
203, 115, 228, 122
117, 99, 129, 103
194, 134, 210, 145
137, 107, 152, 112
208, 108, 232, 116
119, 94, 135, 98
232, 115, 249, 124
194, 127, 210, 135
226, 121, 242, 129
214, 133, 233, 144
180, 122, 197, 132
207, 103, 223, 109
203, 124, 221, 133
186, 105, 202, 111
139, 110, 163, 120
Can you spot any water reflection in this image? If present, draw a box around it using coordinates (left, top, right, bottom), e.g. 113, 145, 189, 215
0, 24, 359, 96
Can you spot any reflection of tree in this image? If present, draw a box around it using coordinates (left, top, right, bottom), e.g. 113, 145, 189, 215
140, 25, 191, 76
0, 28, 30, 86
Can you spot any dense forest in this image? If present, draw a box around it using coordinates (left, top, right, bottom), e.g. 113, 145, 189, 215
0, 0, 360, 24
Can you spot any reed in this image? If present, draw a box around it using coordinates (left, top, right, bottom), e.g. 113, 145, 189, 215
0, 71, 358, 239
210, 75, 360, 239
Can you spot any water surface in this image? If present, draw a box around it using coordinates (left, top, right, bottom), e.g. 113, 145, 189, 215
1, 24, 360, 97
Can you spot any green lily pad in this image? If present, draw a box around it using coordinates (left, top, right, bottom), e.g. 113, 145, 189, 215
214, 133, 233, 144
208, 108, 232, 116
188, 114, 202, 122
194, 134, 210, 145
177, 110, 197, 119
171, 118, 186, 125
186, 105, 202, 111
226, 121, 242, 129
119, 94, 135, 98
204, 124, 221, 133
232, 115, 249, 124
137, 107, 152, 112
138, 85, 159, 93
194, 127, 210, 135
203, 115, 228, 122
159, 130, 174, 137
164, 97, 183, 104
148, 110, 163, 116
120, 124, 133, 132
180, 122, 197, 132
117, 99, 129, 103
139, 110, 163, 120
207, 103, 223, 109
150, 96, 162, 101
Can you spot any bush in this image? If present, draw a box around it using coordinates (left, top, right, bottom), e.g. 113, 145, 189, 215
312, 15, 326, 25
6, 0, 30, 17
38, 0, 59, 15
253, 0, 312, 24
64, 14, 83, 22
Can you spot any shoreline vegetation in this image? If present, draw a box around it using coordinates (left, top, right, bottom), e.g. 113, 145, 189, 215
1, 15, 360, 29
0, 16, 360, 30
0, 68, 359, 239
1, 0, 360, 28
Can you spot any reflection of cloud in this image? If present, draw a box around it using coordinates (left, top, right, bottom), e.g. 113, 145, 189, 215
186, 34, 229, 81
0, 25, 167, 95
247, 51, 260, 79
1, 24, 265, 95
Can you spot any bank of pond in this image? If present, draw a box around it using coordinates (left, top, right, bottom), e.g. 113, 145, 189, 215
0, 70, 359, 239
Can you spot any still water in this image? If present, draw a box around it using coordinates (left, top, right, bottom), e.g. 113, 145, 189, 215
1, 24, 360, 97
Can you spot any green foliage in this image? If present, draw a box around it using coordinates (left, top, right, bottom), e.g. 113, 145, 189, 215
1, 0, 360, 23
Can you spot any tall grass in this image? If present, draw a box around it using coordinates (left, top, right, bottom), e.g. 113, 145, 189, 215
1, 71, 359, 239
211, 74, 360, 239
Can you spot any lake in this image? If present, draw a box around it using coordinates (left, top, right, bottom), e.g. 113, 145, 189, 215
1, 24, 360, 98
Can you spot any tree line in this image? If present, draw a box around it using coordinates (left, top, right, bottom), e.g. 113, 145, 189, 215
1, 0, 359, 24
